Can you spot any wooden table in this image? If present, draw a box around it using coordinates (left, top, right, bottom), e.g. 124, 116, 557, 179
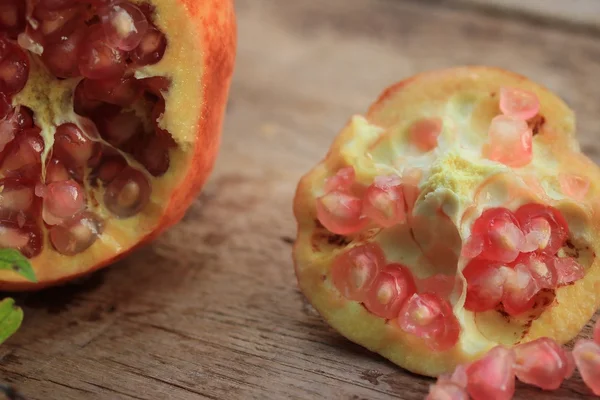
2, 0, 600, 398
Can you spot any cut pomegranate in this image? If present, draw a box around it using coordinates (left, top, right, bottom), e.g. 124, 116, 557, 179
363, 263, 417, 319
331, 243, 386, 302
514, 337, 573, 390
398, 293, 460, 351
362, 175, 406, 228
0, 0, 236, 289
499, 87, 540, 121
466, 346, 516, 400
572, 340, 600, 395
514, 203, 569, 255
410, 117, 443, 152
483, 115, 533, 168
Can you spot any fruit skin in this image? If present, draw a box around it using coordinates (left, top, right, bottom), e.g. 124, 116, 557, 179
293, 66, 600, 377
0, 0, 237, 291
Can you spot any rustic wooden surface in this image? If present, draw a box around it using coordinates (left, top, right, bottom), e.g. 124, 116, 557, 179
2, 0, 600, 399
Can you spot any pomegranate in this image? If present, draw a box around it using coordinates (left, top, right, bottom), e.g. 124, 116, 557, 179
0, 0, 236, 290
293, 67, 600, 377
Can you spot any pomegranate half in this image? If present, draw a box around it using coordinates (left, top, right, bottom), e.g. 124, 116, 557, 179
0, 0, 236, 290
293, 66, 600, 377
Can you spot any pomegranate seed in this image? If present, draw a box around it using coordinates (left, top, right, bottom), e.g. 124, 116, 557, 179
95, 156, 127, 184
0, 223, 41, 258
499, 87, 540, 121
134, 135, 170, 177
463, 208, 524, 263
513, 252, 557, 290
83, 76, 142, 107
1, 127, 44, 181
131, 26, 166, 66
97, 110, 144, 147
463, 259, 505, 312
514, 337, 573, 390
103, 167, 151, 218
483, 115, 533, 168
41, 27, 86, 78
53, 123, 97, 168
0, 38, 29, 95
398, 293, 460, 352
466, 346, 516, 400
594, 320, 600, 345
49, 212, 103, 255
0, 0, 26, 39
410, 117, 443, 152
79, 26, 127, 80
572, 340, 600, 395
0, 109, 19, 153
0, 180, 34, 214
324, 167, 355, 193
553, 256, 585, 286
42, 180, 86, 225
426, 382, 468, 400
331, 243, 386, 302
501, 264, 538, 316
37, 0, 79, 12
438, 364, 468, 388
141, 76, 170, 96
559, 173, 590, 201
514, 203, 569, 255
0, 94, 11, 120
32, 5, 82, 44
316, 191, 366, 235
363, 263, 417, 319
99, 1, 149, 51
418, 274, 455, 300
363, 175, 406, 228
73, 80, 120, 117
520, 217, 552, 253
45, 158, 70, 183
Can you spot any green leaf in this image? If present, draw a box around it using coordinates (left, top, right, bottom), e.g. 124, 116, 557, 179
0, 249, 36, 282
0, 298, 23, 345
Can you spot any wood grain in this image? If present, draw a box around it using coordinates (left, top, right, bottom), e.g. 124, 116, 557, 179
2, 0, 600, 398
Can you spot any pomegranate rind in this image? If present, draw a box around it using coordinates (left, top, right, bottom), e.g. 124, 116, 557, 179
293, 66, 600, 377
0, 0, 237, 290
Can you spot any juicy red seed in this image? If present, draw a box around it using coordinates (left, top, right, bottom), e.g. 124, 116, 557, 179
43, 179, 86, 220
572, 340, 600, 396
331, 243, 386, 302
104, 167, 151, 218
466, 346, 516, 400
134, 135, 170, 177
97, 111, 144, 147
514, 203, 569, 256
45, 158, 70, 183
514, 338, 573, 390
463, 259, 504, 312
0, 179, 35, 214
363, 263, 416, 319
99, 2, 149, 51
131, 26, 166, 66
95, 155, 127, 184
32, 5, 83, 44
0, 221, 43, 258
1, 127, 44, 182
79, 26, 127, 80
14, 106, 33, 130
53, 123, 97, 168
499, 87, 540, 121
0, 0, 26, 39
316, 191, 366, 235
41, 27, 86, 78
49, 212, 103, 256
83, 76, 142, 107
0, 38, 29, 95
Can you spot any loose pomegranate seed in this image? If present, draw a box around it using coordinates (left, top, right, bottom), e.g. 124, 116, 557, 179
514, 203, 568, 255
553, 256, 585, 286
131, 26, 166, 66
410, 117, 443, 152
483, 115, 533, 168
134, 135, 170, 177
83, 76, 142, 107
99, 1, 149, 51
462, 208, 524, 263
41, 27, 86, 78
0, 0, 26, 39
499, 87, 540, 121
559, 173, 590, 201
42, 180, 86, 225
426, 382, 468, 400
103, 167, 151, 218
514, 337, 574, 390
79, 26, 127, 80
0, 39, 29, 95
331, 243, 386, 302
37, 0, 80, 12
53, 123, 97, 168
572, 340, 600, 395
466, 346, 516, 400
49, 212, 103, 255
362, 175, 406, 228
398, 293, 460, 352
438, 364, 468, 388
363, 263, 416, 319
97, 110, 144, 147
463, 259, 505, 312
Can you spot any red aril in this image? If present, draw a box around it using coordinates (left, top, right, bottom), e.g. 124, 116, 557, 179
572, 340, 600, 395
515, 203, 569, 255
363, 263, 417, 319
553, 256, 585, 286
483, 115, 532, 167
463, 259, 505, 312
316, 191, 366, 235
362, 175, 406, 228
466, 346, 516, 400
99, 1, 149, 51
513, 252, 557, 290
559, 173, 590, 201
0, 0, 236, 290
514, 337, 574, 390
410, 117, 443, 152
426, 382, 468, 400
500, 264, 538, 316
499, 87, 540, 121
331, 243, 386, 302
398, 293, 460, 352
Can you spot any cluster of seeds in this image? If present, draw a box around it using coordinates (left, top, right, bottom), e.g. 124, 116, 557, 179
427, 319, 600, 399
0, 0, 171, 257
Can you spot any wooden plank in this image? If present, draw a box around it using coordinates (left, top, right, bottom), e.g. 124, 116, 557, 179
1, 0, 600, 399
